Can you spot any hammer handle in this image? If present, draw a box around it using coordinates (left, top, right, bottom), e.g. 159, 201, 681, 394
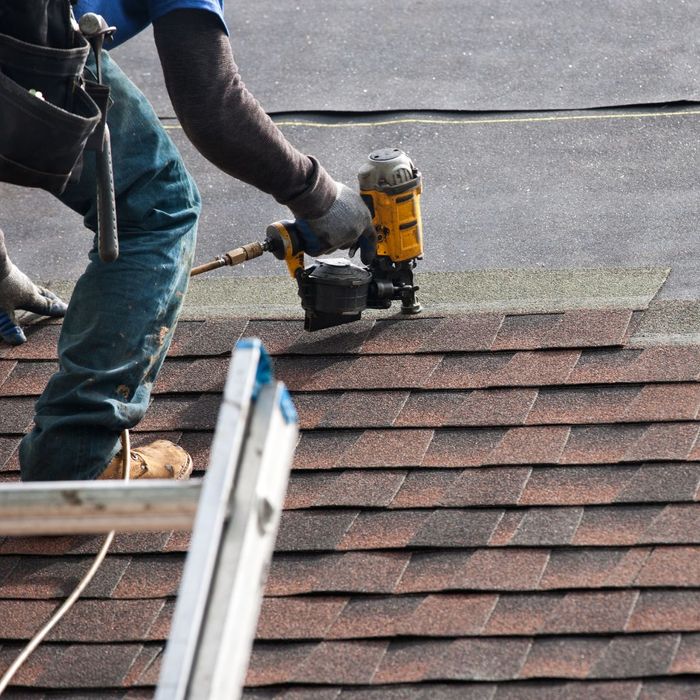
96, 125, 118, 262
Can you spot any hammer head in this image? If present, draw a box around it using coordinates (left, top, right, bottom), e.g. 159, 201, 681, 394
78, 12, 113, 39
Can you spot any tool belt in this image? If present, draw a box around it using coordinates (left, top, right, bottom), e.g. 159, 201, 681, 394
0, 1, 102, 195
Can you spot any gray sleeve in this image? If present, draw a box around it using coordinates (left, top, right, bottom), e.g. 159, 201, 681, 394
152, 9, 336, 219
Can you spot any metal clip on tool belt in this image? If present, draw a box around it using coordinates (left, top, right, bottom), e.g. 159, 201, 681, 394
0, 1, 118, 262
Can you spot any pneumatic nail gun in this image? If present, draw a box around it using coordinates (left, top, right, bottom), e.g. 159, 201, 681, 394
191, 148, 424, 331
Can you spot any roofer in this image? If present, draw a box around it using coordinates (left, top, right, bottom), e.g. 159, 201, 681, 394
1, 1, 373, 481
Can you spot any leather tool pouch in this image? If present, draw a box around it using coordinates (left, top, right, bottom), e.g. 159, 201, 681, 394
0, 1, 102, 195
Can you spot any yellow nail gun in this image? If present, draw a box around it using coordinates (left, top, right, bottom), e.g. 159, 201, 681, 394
191, 148, 424, 331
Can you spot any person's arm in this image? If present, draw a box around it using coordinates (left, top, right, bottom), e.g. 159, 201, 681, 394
153, 9, 333, 218
152, 9, 374, 257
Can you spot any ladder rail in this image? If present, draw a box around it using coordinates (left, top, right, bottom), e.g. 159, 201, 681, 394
155, 340, 266, 699
188, 381, 297, 698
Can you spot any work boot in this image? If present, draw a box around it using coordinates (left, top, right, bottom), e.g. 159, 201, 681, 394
98, 440, 193, 480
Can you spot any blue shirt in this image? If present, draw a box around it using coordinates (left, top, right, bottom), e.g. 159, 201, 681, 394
74, 0, 226, 48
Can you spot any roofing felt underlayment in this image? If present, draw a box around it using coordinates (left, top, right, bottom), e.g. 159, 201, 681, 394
113, 0, 700, 115
2, 106, 699, 297
0, 307, 699, 696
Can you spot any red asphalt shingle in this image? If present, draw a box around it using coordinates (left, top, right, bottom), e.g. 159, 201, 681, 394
1, 308, 699, 696
255, 589, 700, 640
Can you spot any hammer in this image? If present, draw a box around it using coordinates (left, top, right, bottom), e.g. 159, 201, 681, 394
78, 13, 118, 263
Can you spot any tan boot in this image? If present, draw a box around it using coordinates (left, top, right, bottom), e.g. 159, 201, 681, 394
98, 440, 193, 480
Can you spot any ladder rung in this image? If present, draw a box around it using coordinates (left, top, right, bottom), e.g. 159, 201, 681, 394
0, 480, 202, 535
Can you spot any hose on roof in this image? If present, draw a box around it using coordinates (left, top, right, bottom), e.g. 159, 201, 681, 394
0, 430, 131, 695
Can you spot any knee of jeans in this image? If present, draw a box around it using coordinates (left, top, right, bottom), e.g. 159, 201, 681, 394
169, 171, 200, 255
160, 165, 201, 235
189, 173, 202, 215
115, 181, 199, 261
175, 162, 201, 213
175, 173, 200, 254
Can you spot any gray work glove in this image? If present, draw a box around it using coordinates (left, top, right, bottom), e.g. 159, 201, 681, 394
295, 182, 377, 265
0, 263, 67, 345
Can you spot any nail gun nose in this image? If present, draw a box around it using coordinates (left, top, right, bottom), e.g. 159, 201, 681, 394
264, 221, 303, 261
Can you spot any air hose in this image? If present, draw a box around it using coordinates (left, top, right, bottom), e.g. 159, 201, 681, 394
0, 430, 131, 695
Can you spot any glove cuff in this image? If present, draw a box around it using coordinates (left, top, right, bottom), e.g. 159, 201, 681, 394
282, 156, 337, 220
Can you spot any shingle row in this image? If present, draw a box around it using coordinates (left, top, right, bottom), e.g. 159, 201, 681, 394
5, 410, 700, 470
276, 504, 700, 551
7, 428, 700, 482
0, 531, 188, 556
285, 464, 700, 509
0, 553, 184, 599
240, 679, 700, 700
267, 546, 700, 595
273, 345, 700, 391
0, 643, 162, 688
291, 383, 700, 428
4, 589, 699, 644
9, 344, 700, 398
242, 311, 635, 355
16, 341, 700, 399
2, 634, 695, 689
6, 385, 700, 434
0, 309, 635, 362
256, 590, 700, 639
3, 545, 698, 606
246, 633, 700, 685
7, 383, 700, 430
0, 599, 171, 642
294, 423, 700, 468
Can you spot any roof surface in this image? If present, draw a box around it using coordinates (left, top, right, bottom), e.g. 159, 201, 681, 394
1, 308, 699, 698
